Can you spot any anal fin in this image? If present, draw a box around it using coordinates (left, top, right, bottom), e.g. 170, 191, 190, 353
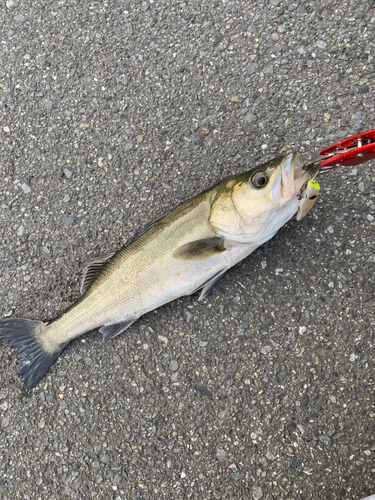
99, 319, 137, 342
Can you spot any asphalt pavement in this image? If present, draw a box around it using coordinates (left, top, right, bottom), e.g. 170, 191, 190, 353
0, 0, 374, 499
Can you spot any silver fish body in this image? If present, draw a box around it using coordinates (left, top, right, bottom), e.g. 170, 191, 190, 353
0, 152, 319, 388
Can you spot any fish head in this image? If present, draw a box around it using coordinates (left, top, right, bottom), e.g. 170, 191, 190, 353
210, 152, 320, 243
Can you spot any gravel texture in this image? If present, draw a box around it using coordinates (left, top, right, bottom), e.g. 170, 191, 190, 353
0, 1, 375, 499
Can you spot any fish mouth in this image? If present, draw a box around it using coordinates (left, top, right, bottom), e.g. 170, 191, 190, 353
271, 153, 300, 201
278, 152, 321, 201
271, 153, 321, 203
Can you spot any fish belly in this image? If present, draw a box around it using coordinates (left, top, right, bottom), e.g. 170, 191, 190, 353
45, 239, 258, 345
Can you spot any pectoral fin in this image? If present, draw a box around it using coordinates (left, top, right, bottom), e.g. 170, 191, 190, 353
99, 319, 137, 342
80, 252, 115, 295
174, 237, 225, 260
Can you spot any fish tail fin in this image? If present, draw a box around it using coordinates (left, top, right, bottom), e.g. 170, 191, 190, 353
0, 318, 67, 389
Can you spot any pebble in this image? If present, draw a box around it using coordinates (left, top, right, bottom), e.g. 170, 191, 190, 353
260, 345, 272, 354
217, 449, 226, 461
247, 63, 258, 74
63, 168, 72, 178
2, 417, 10, 428
43, 99, 53, 110
193, 385, 212, 397
63, 194, 71, 202
337, 272, 347, 284
183, 310, 193, 323
21, 183, 31, 194
248, 24, 256, 33
319, 435, 333, 447
113, 355, 121, 365
244, 112, 257, 123
214, 33, 223, 45
169, 360, 178, 371
253, 486, 264, 499
17, 225, 25, 236
286, 422, 296, 431
301, 394, 310, 406
0, 402, 8, 411
63, 217, 75, 226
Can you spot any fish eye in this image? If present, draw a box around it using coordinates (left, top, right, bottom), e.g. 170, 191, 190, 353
251, 171, 269, 189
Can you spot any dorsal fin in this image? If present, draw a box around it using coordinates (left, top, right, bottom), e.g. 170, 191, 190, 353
80, 252, 115, 295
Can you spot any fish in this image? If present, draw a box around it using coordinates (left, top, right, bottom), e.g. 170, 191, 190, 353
0, 152, 320, 389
